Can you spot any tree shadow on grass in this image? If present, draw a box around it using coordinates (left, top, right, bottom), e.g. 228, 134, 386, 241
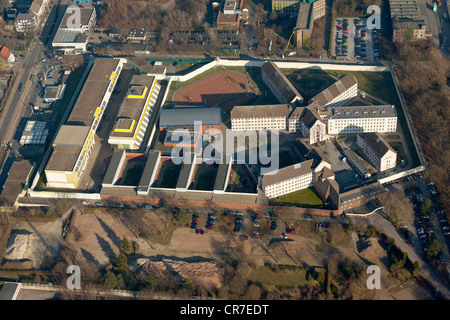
95, 215, 122, 249
95, 233, 117, 264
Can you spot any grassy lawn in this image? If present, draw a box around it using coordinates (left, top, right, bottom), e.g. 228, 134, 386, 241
325, 70, 401, 106
269, 187, 324, 208
251, 266, 310, 288
160, 166, 179, 188
123, 165, 143, 185
196, 173, 214, 190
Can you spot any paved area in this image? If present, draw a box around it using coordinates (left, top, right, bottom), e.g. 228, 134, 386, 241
332, 17, 378, 62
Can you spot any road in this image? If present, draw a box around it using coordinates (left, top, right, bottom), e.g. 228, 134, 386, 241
0, 41, 44, 149
364, 211, 450, 299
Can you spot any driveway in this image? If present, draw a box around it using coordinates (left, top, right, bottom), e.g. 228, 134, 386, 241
362, 211, 450, 299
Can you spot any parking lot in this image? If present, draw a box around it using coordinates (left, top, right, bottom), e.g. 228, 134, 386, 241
384, 174, 449, 270
333, 18, 380, 61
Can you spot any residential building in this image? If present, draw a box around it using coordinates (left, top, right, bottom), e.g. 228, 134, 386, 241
308, 74, 358, 110
108, 75, 161, 150
357, 132, 397, 171
0, 46, 15, 67
14, 0, 48, 32
327, 105, 397, 135
259, 159, 314, 198
230, 104, 293, 131
261, 61, 304, 104
127, 28, 147, 41
44, 58, 124, 189
15, 11, 37, 33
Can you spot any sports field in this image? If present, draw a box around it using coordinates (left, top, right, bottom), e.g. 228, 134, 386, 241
173, 71, 248, 107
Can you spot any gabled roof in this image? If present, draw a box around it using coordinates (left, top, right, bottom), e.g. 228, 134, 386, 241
0, 46, 11, 60
231, 104, 293, 119
310, 74, 357, 107
262, 159, 313, 186
361, 132, 396, 159
301, 108, 324, 128
261, 61, 303, 103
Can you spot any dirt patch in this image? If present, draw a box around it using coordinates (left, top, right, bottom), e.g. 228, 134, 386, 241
4, 231, 37, 261
1, 209, 71, 269
132, 256, 222, 289
173, 71, 247, 107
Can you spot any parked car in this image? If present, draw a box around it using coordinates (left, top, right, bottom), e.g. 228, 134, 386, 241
270, 221, 277, 230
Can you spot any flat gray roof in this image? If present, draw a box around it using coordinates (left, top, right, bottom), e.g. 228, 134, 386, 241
102, 149, 126, 186
328, 105, 397, 119
0, 283, 20, 300
110, 75, 156, 139
138, 150, 160, 192
67, 58, 120, 127
213, 155, 231, 191
59, 6, 95, 29
46, 145, 81, 172
53, 125, 90, 147
159, 107, 221, 128
176, 153, 195, 189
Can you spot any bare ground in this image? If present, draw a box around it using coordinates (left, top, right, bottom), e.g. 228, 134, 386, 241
3, 207, 439, 299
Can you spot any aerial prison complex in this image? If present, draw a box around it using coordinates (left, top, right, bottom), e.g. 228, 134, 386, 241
14, 58, 400, 214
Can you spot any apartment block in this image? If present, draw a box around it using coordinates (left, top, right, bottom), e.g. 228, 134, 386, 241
357, 132, 397, 172
327, 105, 397, 135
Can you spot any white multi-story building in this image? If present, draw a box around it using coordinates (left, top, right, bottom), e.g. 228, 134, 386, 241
290, 108, 327, 145
259, 159, 314, 198
327, 105, 397, 135
357, 132, 397, 172
230, 104, 293, 131
309, 74, 358, 110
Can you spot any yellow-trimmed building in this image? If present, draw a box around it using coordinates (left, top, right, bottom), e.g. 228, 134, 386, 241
108, 75, 161, 150
44, 58, 124, 189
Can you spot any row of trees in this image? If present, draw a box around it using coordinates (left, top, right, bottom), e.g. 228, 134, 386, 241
390, 39, 450, 211
98, 0, 206, 33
